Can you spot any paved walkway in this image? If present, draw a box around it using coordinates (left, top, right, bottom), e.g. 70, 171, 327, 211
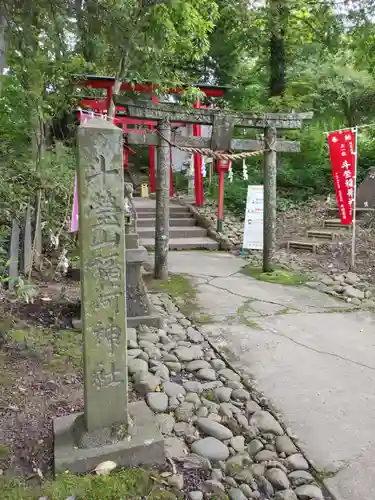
162, 251, 375, 500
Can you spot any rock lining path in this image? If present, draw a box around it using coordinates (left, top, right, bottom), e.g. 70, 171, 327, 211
143, 251, 375, 500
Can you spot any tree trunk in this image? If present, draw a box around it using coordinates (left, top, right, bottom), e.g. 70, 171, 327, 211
75, 0, 96, 62
269, 0, 288, 98
108, 57, 126, 118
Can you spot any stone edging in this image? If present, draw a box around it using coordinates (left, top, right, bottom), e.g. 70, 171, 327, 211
175, 197, 234, 251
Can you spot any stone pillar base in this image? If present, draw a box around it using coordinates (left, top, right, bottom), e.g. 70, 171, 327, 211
126, 246, 162, 329
70, 245, 162, 330
53, 401, 165, 475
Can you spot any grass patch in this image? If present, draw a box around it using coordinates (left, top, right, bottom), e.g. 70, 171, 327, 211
0, 469, 178, 500
240, 265, 308, 286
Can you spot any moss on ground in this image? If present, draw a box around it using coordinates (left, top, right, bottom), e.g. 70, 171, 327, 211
239, 317, 264, 330
7, 327, 82, 372
150, 274, 197, 302
276, 306, 298, 315
0, 443, 10, 459
204, 389, 215, 401
240, 265, 309, 286
232, 300, 263, 330
193, 313, 214, 325
324, 306, 359, 313
146, 273, 212, 324
1, 469, 179, 500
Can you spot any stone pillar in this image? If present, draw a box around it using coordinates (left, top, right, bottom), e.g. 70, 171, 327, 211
124, 182, 161, 328
53, 119, 164, 475
77, 119, 128, 431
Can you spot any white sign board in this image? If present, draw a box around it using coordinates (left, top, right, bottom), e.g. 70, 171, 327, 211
243, 185, 264, 250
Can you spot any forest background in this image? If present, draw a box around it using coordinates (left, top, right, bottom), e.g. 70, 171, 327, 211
1, 0, 375, 270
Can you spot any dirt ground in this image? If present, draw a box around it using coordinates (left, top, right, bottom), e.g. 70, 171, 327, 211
0, 282, 84, 480
275, 198, 375, 283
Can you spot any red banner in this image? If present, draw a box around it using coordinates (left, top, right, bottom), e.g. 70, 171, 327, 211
327, 129, 356, 225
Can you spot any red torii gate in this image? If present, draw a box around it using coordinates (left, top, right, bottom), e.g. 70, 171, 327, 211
74, 75, 227, 206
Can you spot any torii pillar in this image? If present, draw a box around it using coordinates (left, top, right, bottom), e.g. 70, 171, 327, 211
193, 99, 204, 206
149, 93, 174, 197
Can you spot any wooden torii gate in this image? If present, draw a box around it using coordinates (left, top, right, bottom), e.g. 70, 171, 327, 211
113, 95, 312, 279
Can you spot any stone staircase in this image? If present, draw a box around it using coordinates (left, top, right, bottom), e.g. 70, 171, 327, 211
287, 207, 373, 253
134, 198, 219, 251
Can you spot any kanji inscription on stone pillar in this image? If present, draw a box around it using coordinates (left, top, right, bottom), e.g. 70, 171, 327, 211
77, 119, 128, 432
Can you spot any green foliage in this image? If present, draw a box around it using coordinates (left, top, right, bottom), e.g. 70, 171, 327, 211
206, 119, 375, 218
3, 0, 375, 283
0, 468, 177, 499
174, 171, 189, 193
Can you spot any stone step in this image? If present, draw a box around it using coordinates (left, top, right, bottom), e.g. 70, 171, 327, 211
136, 204, 189, 214
287, 239, 330, 253
307, 229, 337, 241
323, 218, 350, 229
138, 226, 207, 239
140, 237, 219, 251
137, 217, 196, 228
137, 210, 193, 219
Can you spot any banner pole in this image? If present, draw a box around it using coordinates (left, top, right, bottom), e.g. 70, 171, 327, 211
350, 126, 358, 271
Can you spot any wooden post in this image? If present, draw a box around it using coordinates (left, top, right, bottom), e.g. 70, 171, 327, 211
154, 118, 171, 280
169, 148, 174, 197
149, 93, 158, 193
263, 126, 277, 272
217, 169, 225, 233
350, 126, 358, 270
23, 205, 33, 276
8, 219, 20, 290
193, 100, 204, 206
33, 191, 42, 270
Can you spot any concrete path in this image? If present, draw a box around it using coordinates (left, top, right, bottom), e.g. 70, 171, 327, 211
163, 251, 375, 500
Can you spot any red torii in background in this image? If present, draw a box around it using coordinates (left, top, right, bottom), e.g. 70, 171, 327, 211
74, 75, 227, 206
